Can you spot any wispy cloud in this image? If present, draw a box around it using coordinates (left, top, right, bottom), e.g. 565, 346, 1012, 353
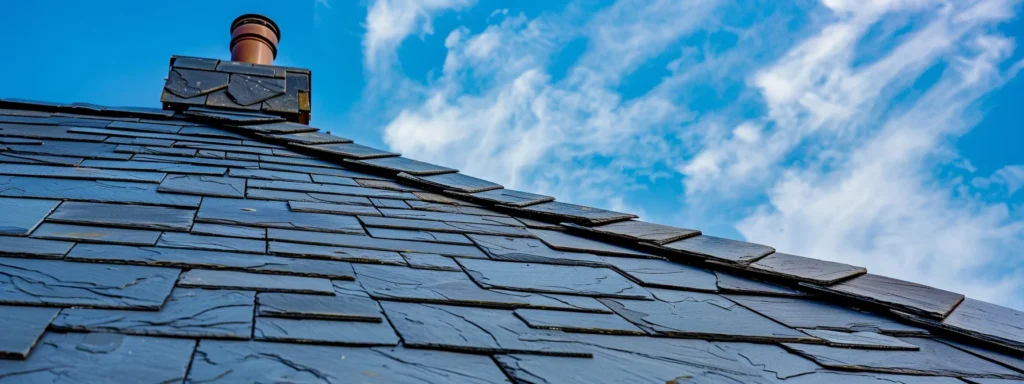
363, 0, 476, 70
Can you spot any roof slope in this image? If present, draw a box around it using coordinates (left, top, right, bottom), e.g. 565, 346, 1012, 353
0, 86, 1021, 381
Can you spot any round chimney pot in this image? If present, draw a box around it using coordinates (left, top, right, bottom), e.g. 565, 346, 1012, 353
230, 14, 281, 65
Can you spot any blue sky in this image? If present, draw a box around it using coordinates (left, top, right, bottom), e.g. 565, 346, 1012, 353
2, 0, 1023, 309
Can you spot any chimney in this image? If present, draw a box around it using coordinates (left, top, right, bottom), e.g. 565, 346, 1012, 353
229, 14, 281, 65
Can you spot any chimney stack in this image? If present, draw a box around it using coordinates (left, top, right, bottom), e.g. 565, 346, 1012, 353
229, 14, 281, 65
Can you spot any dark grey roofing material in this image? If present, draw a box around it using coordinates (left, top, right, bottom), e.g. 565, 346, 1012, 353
0, 69, 1022, 383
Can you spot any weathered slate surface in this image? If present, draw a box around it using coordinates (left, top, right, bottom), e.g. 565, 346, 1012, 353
268, 241, 406, 265
257, 283, 383, 322
804, 273, 965, 319
528, 228, 657, 257
268, 228, 487, 258
362, 216, 531, 237
458, 258, 653, 300
0, 198, 59, 236
190, 223, 266, 239
726, 294, 927, 335
894, 298, 1024, 353
563, 220, 700, 244
0, 257, 178, 310
31, 222, 161, 246
47, 201, 195, 231
450, 188, 554, 207
0, 175, 202, 207
0, 236, 74, 258
398, 172, 502, 193
715, 271, 806, 297
599, 256, 719, 291
157, 232, 266, 253
800, 329, 920, 350
517, 201, 637, 225
514, 308, 645, 335
658, 235, 774, 264
157, 174, 246, 198
0, 305, 59, 359
177, 269, 335, 295
197, 197, 365, 234
467, 234, 607, 266
254, 317, 400, 346
748, 252, 866, 284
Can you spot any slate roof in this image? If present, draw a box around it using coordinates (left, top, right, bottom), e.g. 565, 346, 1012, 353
0, 55, 1021, 384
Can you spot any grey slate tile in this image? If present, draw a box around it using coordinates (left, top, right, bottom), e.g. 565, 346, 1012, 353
0, 333, 195, 383
268, 131, 352, 145
185, 340, 510, 384
171, 56, 218, 70
104, 136, 175, 147
368, 227, 473, 245
255, 317, 400, 346
398, 172, 502, 193
114, 144, 196, 156
230, 121, 317, 134
157, 174, 246, 198
288, 200, 381, 216
269, 228, 487, 258
196, 197, 364, 234
657, 235, 775, 264
405, 200, 511, 216
178, 269, 335, 295
68, 127, 243, 145
800, 329, 919, 350
0, 163, 164, 183
258, 154, 339, 167
0, 197, 58, 236
528, 228, 657, 257
52, 288, 255, 339
257, 283, 382, 322
361, 216, 532, 237
0, 305, 58, 359
714, 341, 824, 380
135, 153, 257, 168
314, 171, 387, 183
803, 273, 965, 319
0, 236, 74, 258
32, 222, 161, 245
1, 124, 107, 142
725, 295, 928, 335
226, 74, 286, 105
157, 232, 266, 253
563, 220, 700, 245
297, 142, 398, 159
370, 197, 410, 209
190, 223, 266, 239
517, 201, 637, 225
228, 167, 311, 181
413, 191, 482, 205
748, 252, 867, 284
449, 188, 554, 207
514, 308, 645, 335
246, 188, 374, 205
468, 234, 608, 266
0, 152, 83, 166
599, 256, 719, 291
355, 178, 418, 191
378, 208, 523, 226
938, 338, 1024, 373
105, 121, 183, 134
380, 301, 591, 356
346, 156, 455, 175
178, 125, 248, 139
401, 252, 461, 271
0, 176, 201, 207
785, 372, 966, 383
67, 243, 355, 280
601, 289, 814, 342
248, 179, 417, 199
164, 68, 229, 98
715, 271, 806, 297
0, 257, 178, 309
174, 142, 275, 155
516, 216, 566, 229
80, 159, 226, 176
783, 337, 1023, 378
458, 258, 653, 300
47, 201, 195, 231
894, 298, 1024, 353
6, 142, 131, 160
268, 241, 407, 265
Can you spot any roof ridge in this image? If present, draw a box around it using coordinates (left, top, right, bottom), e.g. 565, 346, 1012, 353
2, 96, 1020, 357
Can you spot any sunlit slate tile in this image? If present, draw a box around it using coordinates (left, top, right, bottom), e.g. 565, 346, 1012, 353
748, 252, 866, 284
361, 216, 532, 237
158, 232, 266, 254
401, 253, 461, 271
413, 191, 481, 206
0, 197, 59, 236
114, 144, 196, 156
0, 257, 178, 309
804, 274, 965, 319
206, 89, 263, 111
172, 55, 219, 70
713, 341, 825, 380
658, 235, 774, 264
0, 163, 165, 183
104, 136, 175, 147
528, 228, 657, 258
48, 201, 195, 231
0, 152, 83, 166
269, 228, 487, 258
53, 288, 255, 339
404, 201, 509, 217
725, 295, 927, 335
197, 197, 364, 234
563, 220, 700, 245
185, 341, 510, 384
184, 108, 285, 124
174, 142, 275, 155
515, 216, 563, 229
228, 168, 311, 182
215, 60, 279, 76
257, 281, 382, 322
378, 208, 522, 226
178, 269, 335, 295
355, 178, 419, 191
938, 338, 1024, 373
0, 333, 195, 382
190, 223, 266, 239
255, 317, 400, 346
248, 179, 416, 199
135, 153, 257, 168
716, 271, 806, 297
0, 305, 59, 359
67, 243, 354, 280
354, 264, 527, 308
157, 174, 246, 198
599, 256, 718, 291
800, 330, 919, 350
0, 123, 107, 142
0, 176, 201, 207
514, 308, 644, 335
32, 223, 161, 246
893, 298, 1024, 353
164, 68, 229, 98
517, 201, 638, 225
369, 198, 410, 209
367, 227, 473, 245
80, 159, 227, 176
345, 156, 455, 175
268, 131, 352, 145
288, 200, 381, 216
259, 154, 339, 167
106, 120, 183, 134
782, 337, 1021, 378
68, 127, 244, 145
398, 172, 502, 193
313, 170, 388, 183
600, 289, 814, 342
178, 125, 249, 139
6, 142, 130, 160
268, 241, 407, 265
458, 258, 653, 300
246, 188, 375, 205
449, 188, 554, 208
297, 142, 398, 159
0, 236, 73, 259
467, 234, 607, 266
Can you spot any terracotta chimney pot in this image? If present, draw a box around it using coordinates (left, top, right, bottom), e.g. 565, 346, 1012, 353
230, 14, 281, 65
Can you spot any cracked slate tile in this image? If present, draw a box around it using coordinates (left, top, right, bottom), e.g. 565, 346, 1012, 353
246, 188, 374, 205
516, 216, 564, 229
47, 201, 195, 231
562, 220, 700, 245
467, 234, 608, 266
157, 174, 245, 198
713, 341, 824, 380
226, 74, 286, 106
189, 222, 266, 239
196, 197, 364, 234
164, 68, 229, 98
346, 156, 456, 176
378, 208, 523, 226
0, 176, 201, 207
782, 337, 1023, 379
104, 136, 176, 147
80, 159, 226, 176
599, 256, 719, 291
31, 222, 161, 246
0, 257, 178, 309
401, 252, 462, 271
268, 241, 407, 265
66, 243, 355, 280
0, 236, 73, 259
361, 216, 532, 237
0, 197, 58, 236
114, 144, 196, 156
516, 201, 637, 225
177, 269, 335, 295
368, 227, 473, 245
449, 188, 554, 208
370, 198, 410, 209
355, 178, 420, 191
268, 228, 487, 258
255, 316, 399, 346
747, 252, 866, 285
257, 281, 382, 322
656, 235, 775, 264
206, 89, 262, 111
787, 372, 965, 384
185, 340, 509, 384
398, 172, 502, 193
380, 301, 591, 356
799, 329, 919, 350
0, 305, 58, 359
458, 258, 653, 300
227, 167, 311, 182
288, 200, 381, 216
715, 271, 806, 297
600, 289, 815, 342
802, 273, 965, 319
0, 163, 164, 183
514, 308, 644, 335
528, 228, 657, 258
248, 179, 417, 199
0, 332, 195, 383
725, 295, 928, 335
157, 232, 266, 254
52, 288, 254, 339
893, 298, 1024, 353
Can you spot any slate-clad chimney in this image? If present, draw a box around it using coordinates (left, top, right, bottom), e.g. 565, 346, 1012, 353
160, 14, 311, 123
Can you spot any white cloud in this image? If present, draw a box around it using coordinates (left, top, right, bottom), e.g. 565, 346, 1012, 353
975, 165, 1024, 195
363, 0, 476, 69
